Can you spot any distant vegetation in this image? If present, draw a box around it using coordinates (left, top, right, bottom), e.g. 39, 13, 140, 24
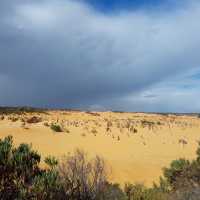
1, 135, 200, 199
0, 106, 47, 115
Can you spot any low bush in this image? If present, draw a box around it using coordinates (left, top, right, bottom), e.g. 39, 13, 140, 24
27, 116, 42, 124
50, 124, 63, 132
44, 122, 49, 127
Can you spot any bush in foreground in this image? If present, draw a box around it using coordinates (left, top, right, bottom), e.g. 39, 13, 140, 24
0, 136, 124, 200
0, 136, 62, 200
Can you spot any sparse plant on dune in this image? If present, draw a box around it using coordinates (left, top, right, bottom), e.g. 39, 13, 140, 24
44, 122, 49, 127
65, 128, 70, 133
157, 121, 162, 126
27, 116, 42, 124
86, 112, 101, 117
50, 124, 63, 132
81, 133, 86, 137
8, 116, 18, 122
141, 120, 155, 130
91, 127, 97, 135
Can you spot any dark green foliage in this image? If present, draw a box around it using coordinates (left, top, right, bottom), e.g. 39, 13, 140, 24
50, 123, 63, 132
44, 156, 58, 169
31, 170, 63, 199
163, 158, 190, 189
0, 135, 13, 165
102, 183, 127, 200
0, 136, 61, 200
124, 183, 167, 200
196, 141, 200, 162
160, 141, 200, 199
0, 136, 40, 199
153, 177, 170, 193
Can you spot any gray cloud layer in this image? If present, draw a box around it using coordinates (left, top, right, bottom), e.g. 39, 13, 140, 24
0, 0, 200, 112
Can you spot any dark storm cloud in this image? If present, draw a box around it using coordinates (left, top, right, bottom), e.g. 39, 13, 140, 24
0, 0, 200, 111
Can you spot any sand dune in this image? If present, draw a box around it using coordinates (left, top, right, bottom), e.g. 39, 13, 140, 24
0, 110, 200, 186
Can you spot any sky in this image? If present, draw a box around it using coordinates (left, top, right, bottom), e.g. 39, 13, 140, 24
81, 0, 170, 11
0, 0, 200, 112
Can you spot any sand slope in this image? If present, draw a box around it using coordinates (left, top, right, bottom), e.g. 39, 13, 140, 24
0, 111, 200, 186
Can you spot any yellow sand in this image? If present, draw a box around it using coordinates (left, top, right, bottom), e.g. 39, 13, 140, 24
0, 111, 200, 186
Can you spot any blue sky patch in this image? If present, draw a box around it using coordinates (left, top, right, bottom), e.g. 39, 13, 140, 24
82, 0, 182, 12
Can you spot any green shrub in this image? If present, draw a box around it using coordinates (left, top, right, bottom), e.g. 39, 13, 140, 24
0, 136, 63, 200
50, 124, 63, 132
124, 183, 167, 200
103, 183, 127, 200
31, 170, 63, 199
44, 156, 58, 169
0, 136, 40, 199
163, 158, 190, 189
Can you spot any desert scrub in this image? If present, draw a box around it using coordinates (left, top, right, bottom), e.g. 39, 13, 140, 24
50, 124, 63, 132
0, 115, 4, 120
81, 133, 86, 137
65, 128, 70, 133
44, 122, 49, 127
8, 116, 19, 122
27, 116, 42, 124
44, 156, 58, 169
130, 126, 137, 133
91, 128, 97, 135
